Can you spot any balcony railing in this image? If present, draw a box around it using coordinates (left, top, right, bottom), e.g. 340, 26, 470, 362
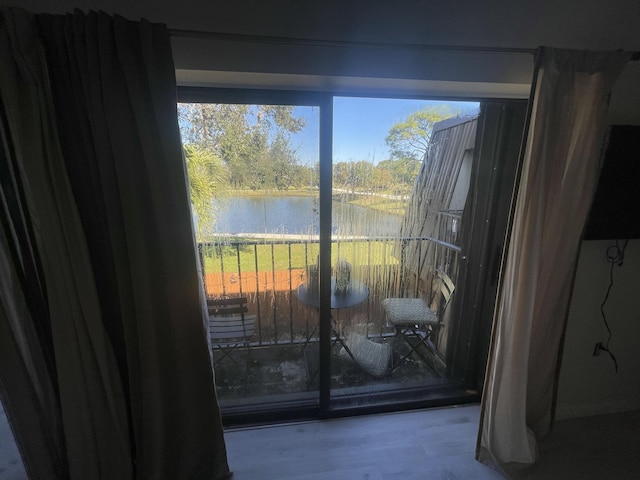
198, 233, 462, 352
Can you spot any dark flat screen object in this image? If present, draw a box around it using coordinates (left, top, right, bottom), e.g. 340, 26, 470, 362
583, 125, 640, 240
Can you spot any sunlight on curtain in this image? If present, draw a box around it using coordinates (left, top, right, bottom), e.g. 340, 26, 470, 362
477, 47, 629, 478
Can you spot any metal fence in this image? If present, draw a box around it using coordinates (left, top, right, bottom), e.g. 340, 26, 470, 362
198, 233, 462, 350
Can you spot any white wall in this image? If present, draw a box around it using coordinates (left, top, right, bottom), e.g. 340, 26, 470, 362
11, 0, 640, 98
556, 240, 640, 418
449, 149, 474, 212
557, 64, 640, 418
564, 56, 640, 418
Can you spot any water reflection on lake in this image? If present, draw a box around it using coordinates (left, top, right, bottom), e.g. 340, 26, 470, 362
212, 195, 402, 237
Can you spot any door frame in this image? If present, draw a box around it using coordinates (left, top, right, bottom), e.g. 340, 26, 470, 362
177, 87, 524, 424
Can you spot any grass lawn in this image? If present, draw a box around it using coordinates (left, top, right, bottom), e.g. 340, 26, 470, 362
348, 196, 407, 216
201, 189, 406, 274
201, 240, 399, 274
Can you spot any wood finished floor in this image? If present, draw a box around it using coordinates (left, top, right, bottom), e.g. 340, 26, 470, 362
2, 403, 639, 479
225, 405, 499, 480
224, 405, 640, 480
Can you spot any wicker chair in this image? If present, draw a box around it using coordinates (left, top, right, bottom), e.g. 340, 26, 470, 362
341, 333, 392, 377
381, 270, 455, 370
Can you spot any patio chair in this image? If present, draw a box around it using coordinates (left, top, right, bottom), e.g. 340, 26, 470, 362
381, 270, 455, 370
207, 296, 256, 366
340, 332, 392, 377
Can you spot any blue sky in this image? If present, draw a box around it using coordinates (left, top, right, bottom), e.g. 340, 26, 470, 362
292, 97, 479, 165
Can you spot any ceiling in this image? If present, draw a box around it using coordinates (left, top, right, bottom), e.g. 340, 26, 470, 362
13, 1, 640, 50
9, 1, 640, 114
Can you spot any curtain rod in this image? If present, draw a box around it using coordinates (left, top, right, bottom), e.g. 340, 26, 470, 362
169, 28, 535, 56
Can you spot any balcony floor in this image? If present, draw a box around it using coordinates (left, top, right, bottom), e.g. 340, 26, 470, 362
213, 339, 444, 409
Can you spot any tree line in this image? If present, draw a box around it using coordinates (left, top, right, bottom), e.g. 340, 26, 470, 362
178, 102, 458, 229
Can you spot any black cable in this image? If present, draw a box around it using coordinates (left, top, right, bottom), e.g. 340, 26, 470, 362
595, 239, 629, 372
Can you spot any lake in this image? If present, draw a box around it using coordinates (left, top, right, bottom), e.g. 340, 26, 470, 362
211, 195, 402, 237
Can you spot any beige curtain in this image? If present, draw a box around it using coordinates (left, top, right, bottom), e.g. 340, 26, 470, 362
0, 7, 230, 480
476, 47, 629, 477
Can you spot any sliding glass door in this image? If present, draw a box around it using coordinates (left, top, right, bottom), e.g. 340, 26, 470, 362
327, 96, 481, 409
178, 88, 525, 423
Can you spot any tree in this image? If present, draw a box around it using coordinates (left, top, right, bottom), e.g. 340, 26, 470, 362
333, 162, 351, 188
384, 106, 459, 167
332, 160, 377, 191
178, 103, 306, 190
268, 133, 300, 190
378, 158, 422, 187
351, 161, 374, 189
371, 166, 393, 191
183, 144, 226, 239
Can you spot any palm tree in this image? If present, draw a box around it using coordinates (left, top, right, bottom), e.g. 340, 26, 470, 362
183, 144, 226, 240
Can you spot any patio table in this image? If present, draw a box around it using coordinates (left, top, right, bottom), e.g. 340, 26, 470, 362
295, 278, 369, 383
294, 277, 369, 310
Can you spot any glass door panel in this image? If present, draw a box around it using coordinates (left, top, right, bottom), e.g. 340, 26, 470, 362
329, 96, 480, 408
178, 102, 321, 412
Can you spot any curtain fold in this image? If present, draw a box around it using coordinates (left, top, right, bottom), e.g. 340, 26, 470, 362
0, 7, 230, 480
476, 47, 629, 478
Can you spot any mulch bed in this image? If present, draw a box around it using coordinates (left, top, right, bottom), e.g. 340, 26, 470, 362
205, 269, 305, 296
